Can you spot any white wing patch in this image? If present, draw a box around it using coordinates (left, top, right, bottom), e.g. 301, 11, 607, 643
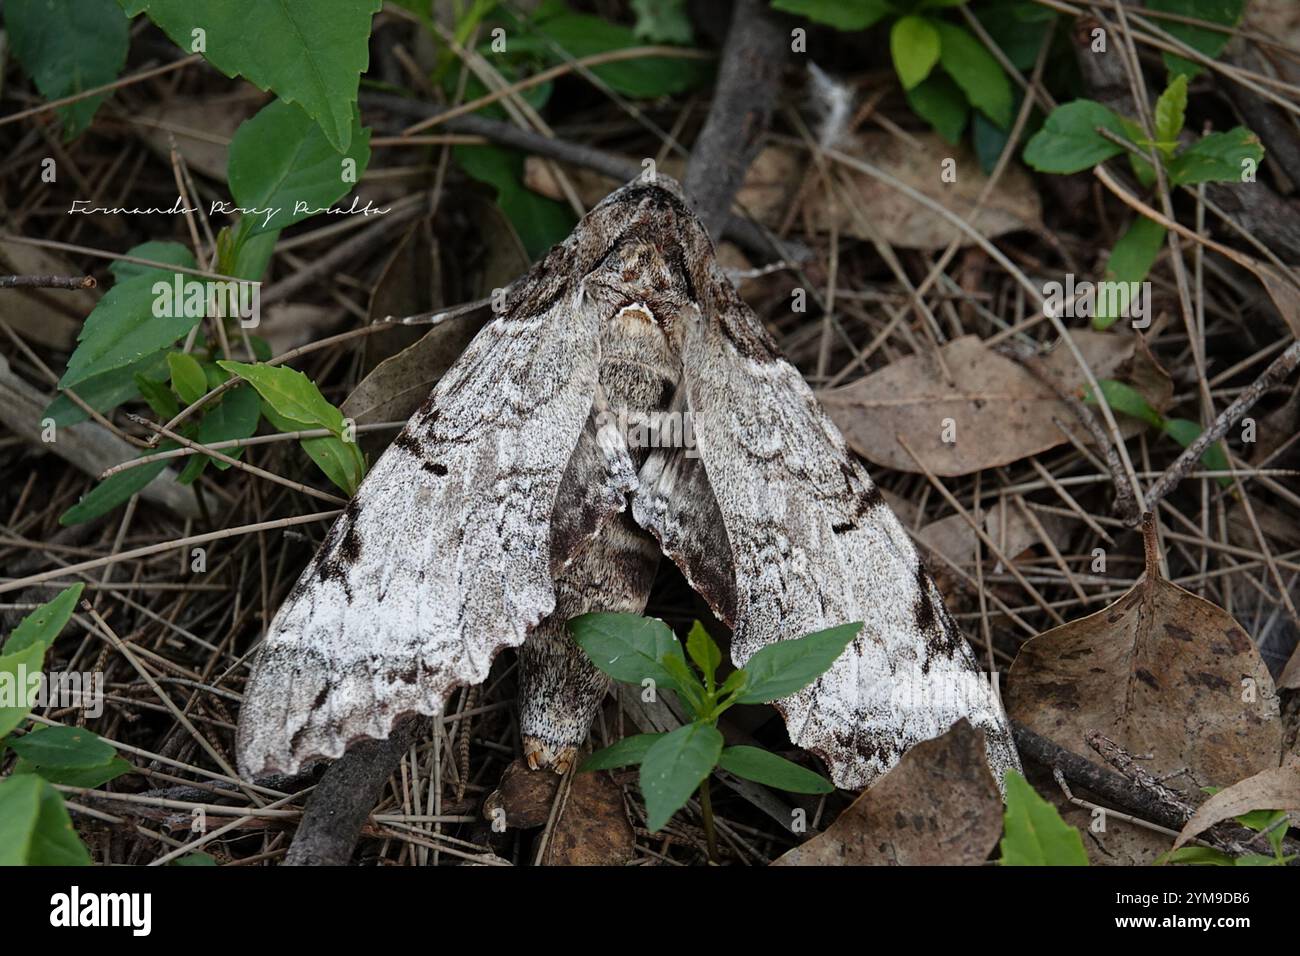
236, 287, 635, 777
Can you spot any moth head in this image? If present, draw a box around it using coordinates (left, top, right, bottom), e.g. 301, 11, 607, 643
601, 172, 686, 205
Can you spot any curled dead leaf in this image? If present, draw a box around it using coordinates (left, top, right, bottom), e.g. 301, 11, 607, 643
340, 312, 488, 436
1172, 764, 1300, 852
771, 720, 1002, 866
483, 758, 560, 830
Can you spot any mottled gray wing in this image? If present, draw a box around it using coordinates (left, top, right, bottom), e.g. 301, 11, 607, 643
634, 284, 1019, 791
237, 282, 635, 777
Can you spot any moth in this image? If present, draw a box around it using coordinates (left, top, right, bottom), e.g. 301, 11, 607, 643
236, 176, 1020, 791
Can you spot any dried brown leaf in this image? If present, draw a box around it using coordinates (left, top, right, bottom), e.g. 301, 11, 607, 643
820, 330, 1170, 476
771, 720, 1001, 866
801, 133, 1041, 249
1008, 517, 1283, 863
340, 313, 487, 431
483, 758, 560, 830
541, 771, 635, 866
362, 219, 442, 372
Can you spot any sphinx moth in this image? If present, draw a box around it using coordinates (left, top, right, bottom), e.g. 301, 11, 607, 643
235, 177, 1019, 791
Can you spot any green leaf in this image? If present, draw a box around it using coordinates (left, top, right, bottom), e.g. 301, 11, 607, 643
218, 361, 344, 432
570, 613, 688, 694
45, 352, 170, 427
1022, 99, 1129, 173
167, 351, 207, 406
58, 240, 199, 391
935, 21, 1012, 129
1083, 379, 1163, 428
227, 98, 372, 236
454, 144, 575, 259
640, 722, 723, 832
999, 770, 1089, 865
906, 73, 970, 145
1162, 418, 1232, 485
0, 774, 92, 865
631, 0, 693, 44
1145, 0, 1246, 78
717, 745, 835, 794
178, 385, 261, 483
120, 0, 381, 152
135, 374, 180, 419
1167, 128, 1264, 186
221, 225, 281, 282
0, 773, 42, 865
972, 108, 1013, 176
59, 254, 201, 390
259, 400, 364, 497
1233, 852, 1293, 866
9, 726, 115, 769
1153, 74, 1188, 156
1163, 845, 1237, 866
891, 16, 941, 91
3, 584, 84, 655
8, 0, 129, 138
1236, 807, 1289, 857
1117, 115, 1158, 187
734, 622, 860, 704
59, 453, 171, 526
0, 780, 40, 868
298, 436, 365, 497
1162, 844, 1285, 866
1094, 216, 1166, 330
0, 642, 49, 739
16, 756, 132, 789
976, 1, 1058, 72
580, 733, 665, 772
171, 852, 218, 865
660, 654, 708, 714
521, 11, 709, 98
109, 241, 197, 282
771, 0, 892, 31
717, 668, 749, 700
685, 621, 722, 688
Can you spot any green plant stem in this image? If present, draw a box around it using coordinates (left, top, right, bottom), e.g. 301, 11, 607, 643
699, 775, 718, 863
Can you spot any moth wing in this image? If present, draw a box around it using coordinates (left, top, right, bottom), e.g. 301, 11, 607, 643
634, 289, 1018, 790
237, 284, 635, 777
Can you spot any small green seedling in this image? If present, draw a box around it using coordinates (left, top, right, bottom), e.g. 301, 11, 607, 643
1024, 73, 1264, 331
0, 584, 130, 866
570, 613, 859, 860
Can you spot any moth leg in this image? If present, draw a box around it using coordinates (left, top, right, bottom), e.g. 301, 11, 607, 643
518, 511, 659, 773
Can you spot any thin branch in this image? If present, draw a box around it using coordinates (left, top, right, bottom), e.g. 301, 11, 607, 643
0, 274, 96, 290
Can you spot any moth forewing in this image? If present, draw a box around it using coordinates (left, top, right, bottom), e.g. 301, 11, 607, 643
632, 256, 1020, 792
235, 252, 628, 778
